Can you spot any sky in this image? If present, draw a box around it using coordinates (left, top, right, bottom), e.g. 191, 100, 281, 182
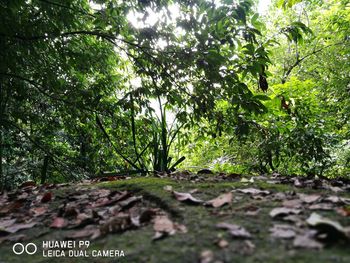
258, 0, 272, 15
91, 0, 272, 16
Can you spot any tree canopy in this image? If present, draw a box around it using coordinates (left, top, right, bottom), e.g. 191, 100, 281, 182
0, 0, 349, 189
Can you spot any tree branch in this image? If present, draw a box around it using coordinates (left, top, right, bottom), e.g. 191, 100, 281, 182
282, 42, 345, 84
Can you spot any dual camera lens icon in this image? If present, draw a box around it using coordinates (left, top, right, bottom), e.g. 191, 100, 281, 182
12, 243, 37, 255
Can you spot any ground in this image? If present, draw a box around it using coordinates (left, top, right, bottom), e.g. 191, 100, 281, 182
0, 172, 349, 263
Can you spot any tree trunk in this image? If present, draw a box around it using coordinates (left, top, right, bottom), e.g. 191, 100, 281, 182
40, 155, 50, 184
0, 81, 3, 191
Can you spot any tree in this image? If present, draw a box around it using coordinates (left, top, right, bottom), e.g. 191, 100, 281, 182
0, 0, 270, 189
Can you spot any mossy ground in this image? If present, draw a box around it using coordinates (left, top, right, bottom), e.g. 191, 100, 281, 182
0, 176, 349, 263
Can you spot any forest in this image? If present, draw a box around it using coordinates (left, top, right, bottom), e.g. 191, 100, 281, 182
0, 0, 349, 262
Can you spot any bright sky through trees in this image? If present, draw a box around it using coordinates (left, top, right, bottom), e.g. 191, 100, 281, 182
258, 0, 272, 14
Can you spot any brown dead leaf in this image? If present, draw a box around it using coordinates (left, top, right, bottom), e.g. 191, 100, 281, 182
293, 233, 323, 249
119, 196, 142, 208
306, 212, 349, 239
216, 222, 251, 239
92, 197, 110, 208
269, 224, 296, 239
0, 234, 27, 244
200, 250, 214, 263
50, 217, 66, 228
337, 207, 350, 217
293, 178, 303, 187
66, 225, 100, 239
17, 192, 29, 200
324, 196, 350, 205
206, 192, 232, 208
237, 188, 270, 196
4, 222, 36, 234
89, 189, 111, 199
216, 239, 229, 248
20, 181, 36, 188
100, 213, 131, 234
0, 200, 24, 216
329, 186, 344, 193
298, 194, 321, 204
153, 215, 175, 240
0, 218, 16, 229
244, 205, 260, 216
173, 191, 203, 204
163, 185, 173, 192
41, 192, 52, 203
73, 212, 95, 228
273, 192, 287, 200
309, 203, 334, 211
31, 206, 48, 216
283, 199, 303, 209
153, 215, 175, 234
152, 215, 186, 240
270, 207, 301, 218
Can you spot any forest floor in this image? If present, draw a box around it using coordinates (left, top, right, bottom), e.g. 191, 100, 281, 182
0, 172, 350, 263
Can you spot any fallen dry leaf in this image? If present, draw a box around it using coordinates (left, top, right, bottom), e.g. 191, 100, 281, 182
237, 188, 269, 195
216, 222, 251, 238
206, 192, 232, 208
41, 192, 52, 203
240, 177, 254, 183
4, 222, 36, 234
298, 194, 321, 204
273, 192, 287, 201
20, 181, 36, 188
216, 239, 229, 248
163, 185, 173, 192
244, 205, 260, 216
153, 215, 176, 239
323, 196, 342, 204
173, 191, 203, 204
306, 212, 349, 239
329, 186, 344, 193
0, 234, 27, 243
293, 234, 323, 249
0, 200, 24, 216
50, 217, 66, 228
0, 218, 16, 229
31, 206, 48, 216
270, 207, 301, 218
309, 203, 334, 211
200, 250, 214, 263
283, 199, 303, 209
269, 224, 296, 239
17, 192, 29, 200
293, 178, 303, 187
119, 196, 142, 208
100, 213, 132, 234
65, 225, 100, 239
336, 207, 350, 217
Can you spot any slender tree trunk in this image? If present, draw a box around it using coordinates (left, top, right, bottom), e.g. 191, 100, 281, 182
40, 155, 50, 184
0, 126, 3, 191
0, 81, 3, 191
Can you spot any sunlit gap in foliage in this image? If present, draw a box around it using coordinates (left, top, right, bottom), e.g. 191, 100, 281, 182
257, 0, 271, 15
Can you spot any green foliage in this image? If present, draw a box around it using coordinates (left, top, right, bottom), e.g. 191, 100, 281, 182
1, 0, 349, 189
0, 0, 272, 189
